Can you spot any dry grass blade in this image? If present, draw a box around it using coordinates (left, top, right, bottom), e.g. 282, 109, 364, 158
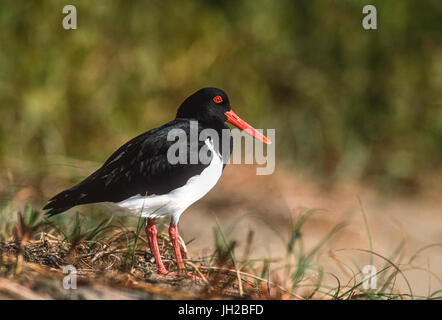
335, 248, 414, 299
199, 266, 304, 299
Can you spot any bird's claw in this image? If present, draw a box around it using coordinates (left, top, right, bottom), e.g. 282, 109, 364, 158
156, 268, 202, 282
179, 270, 203, 282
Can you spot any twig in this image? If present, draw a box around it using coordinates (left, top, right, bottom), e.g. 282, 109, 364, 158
184, 261, 209, 284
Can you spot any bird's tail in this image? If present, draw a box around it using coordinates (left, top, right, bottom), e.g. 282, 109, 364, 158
43, 185, 87, 217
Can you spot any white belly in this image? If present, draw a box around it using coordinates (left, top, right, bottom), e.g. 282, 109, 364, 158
114, 139, 223, 224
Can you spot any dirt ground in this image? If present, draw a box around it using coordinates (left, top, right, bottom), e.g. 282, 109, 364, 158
1, 163, 441, 299
180, 164, 442, 297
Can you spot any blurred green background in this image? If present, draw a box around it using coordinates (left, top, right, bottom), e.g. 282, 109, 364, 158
0, 0, 441, 201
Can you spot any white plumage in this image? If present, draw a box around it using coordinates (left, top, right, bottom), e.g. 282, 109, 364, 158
114, 138, 223, 224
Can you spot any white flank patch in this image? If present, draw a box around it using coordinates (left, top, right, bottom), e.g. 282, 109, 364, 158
115, 138, 223, 224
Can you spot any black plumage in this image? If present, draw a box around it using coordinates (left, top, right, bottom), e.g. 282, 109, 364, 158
43, 88, 233, 216
42, 87, 271, 279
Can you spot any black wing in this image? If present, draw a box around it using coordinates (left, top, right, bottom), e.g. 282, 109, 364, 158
43, 119, 217, 216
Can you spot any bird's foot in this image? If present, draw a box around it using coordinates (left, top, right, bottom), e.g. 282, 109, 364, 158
156, 267, 170, 275
157, 269, 203, 282
157, 268, 202, 281
178, 270, 202, 282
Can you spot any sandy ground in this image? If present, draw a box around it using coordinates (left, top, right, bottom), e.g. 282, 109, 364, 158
179, 164, 442, 297
3, 161, 441, 299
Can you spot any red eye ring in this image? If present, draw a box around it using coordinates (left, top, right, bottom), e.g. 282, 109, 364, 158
213, 95, 223, 104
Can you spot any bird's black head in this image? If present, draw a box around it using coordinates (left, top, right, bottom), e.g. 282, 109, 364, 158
176, 87, 231, 124
176, 87, 271, 144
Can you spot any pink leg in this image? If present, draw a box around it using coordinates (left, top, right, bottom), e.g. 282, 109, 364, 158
169, 223, 201, 281
168, 223, 185, 270
146, 218, 168, 275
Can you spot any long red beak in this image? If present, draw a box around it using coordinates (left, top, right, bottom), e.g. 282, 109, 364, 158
225, 110, 272, 144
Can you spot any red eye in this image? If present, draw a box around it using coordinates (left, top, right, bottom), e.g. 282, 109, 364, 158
213, 95, 223, 104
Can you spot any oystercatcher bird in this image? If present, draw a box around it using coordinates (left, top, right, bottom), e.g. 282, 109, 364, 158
43, 87, 271, 278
